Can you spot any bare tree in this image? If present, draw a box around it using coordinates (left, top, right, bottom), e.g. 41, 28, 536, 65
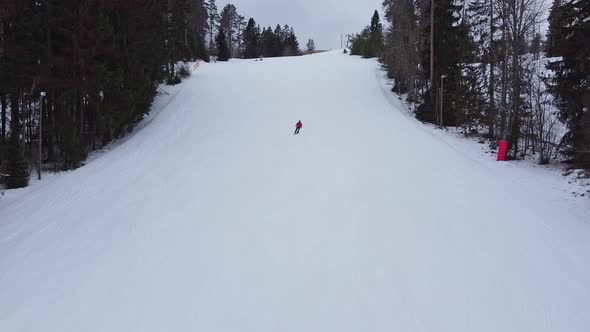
495, 0, 544, 157
382, 0, 421, 101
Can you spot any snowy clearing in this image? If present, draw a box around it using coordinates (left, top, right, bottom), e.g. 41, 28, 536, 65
1, 51, 590, 332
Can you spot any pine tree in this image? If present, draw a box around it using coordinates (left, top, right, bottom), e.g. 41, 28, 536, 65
216, 30, 230, 61
306, 39, 316, 53
1, 96, 6, 144
350, 27, 370, 56
547, 0, 590, 166
0, 0, 302, 187
382, 0, 420, 98
349, 10, 384, 59
206, 0, 220, 55
0, 93, 29, 189
415, 0, 470, 125
273, 25, 284, 57
243, 18, 260, 58
366, 10, 384, 58
283, 28, 300, 56
260, 27, 276, 57
467, 0, 500, 137
219, 4, 238, 57
546, 0, 568, 57
0, 0, 206, 180
2, 134, 29, 189
234, 15, 246, 57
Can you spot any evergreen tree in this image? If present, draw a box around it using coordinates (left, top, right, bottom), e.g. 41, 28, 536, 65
219, 4, 238, 57
350, 27, 370, 56
273, 25, 284, 57
234, 15, 246, 57
187, 0, 210, 62
382, 0, 420, 97
0, 0, 208, 180
546, 0, 568, 57
0, 91, 29, 189
366, 10, 384, 58
416, 0, 470, 125
350, 10, 384, 59
0, 0, 308, 188
216, 30, 230, 61
2, 135, 29, 189
260, 27, 276, 57
467, 0, 500, 136
547, 0, 590, 167
306, 39, 316, 53
243, 18, 260, 58
283, 28, 300, 56
206, 0, 220, 55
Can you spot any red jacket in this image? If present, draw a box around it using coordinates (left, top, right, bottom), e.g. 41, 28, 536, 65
296, 121, 303, 129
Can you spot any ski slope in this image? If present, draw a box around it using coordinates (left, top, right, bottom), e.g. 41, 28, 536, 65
1, 51, 590, 332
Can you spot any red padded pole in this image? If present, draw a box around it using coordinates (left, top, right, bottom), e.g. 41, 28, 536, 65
497, 140, 508, 161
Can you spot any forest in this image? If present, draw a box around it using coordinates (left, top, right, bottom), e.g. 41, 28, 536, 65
352, 0, 589, 168
0, 0, 302, 189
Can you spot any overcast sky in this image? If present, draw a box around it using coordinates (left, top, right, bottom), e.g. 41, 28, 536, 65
217, 0, 384, 50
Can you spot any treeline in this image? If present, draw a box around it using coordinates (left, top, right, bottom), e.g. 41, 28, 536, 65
352, 1, 588, 168
207, 0, 301, 61
0, 0, 303, 189
0, 0, 209, 189
350, 11, 384, 59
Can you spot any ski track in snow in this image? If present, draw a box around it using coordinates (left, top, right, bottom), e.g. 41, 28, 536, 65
1, 51, 589, 332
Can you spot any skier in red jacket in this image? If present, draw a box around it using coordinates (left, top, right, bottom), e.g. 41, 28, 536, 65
294, 120, 303, 135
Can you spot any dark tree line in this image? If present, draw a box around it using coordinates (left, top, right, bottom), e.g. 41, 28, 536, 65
258, 24, 301, 58
0, 0, 209, 189
206, 1, 301, 61
353, 1, 588, 167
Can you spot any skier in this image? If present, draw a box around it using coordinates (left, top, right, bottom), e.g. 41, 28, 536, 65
294, 120, 303, 135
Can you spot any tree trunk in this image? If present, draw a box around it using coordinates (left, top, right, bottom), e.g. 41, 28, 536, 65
430, 0, 435, 113
488, 0, 496, 138
500, 24, 508, 138
509, 39, 521, 158
9, 94, 19, 137
1, 94, 6, 143
47, 94, 56, 161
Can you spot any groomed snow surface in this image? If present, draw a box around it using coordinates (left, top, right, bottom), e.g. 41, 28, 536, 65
1, 51, 589, 332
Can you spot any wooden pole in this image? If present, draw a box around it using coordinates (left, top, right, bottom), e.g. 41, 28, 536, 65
430, 0, 435, 92
38, 92, 45, 180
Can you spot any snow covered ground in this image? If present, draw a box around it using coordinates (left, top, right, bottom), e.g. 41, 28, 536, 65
1, 51, 589, 332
